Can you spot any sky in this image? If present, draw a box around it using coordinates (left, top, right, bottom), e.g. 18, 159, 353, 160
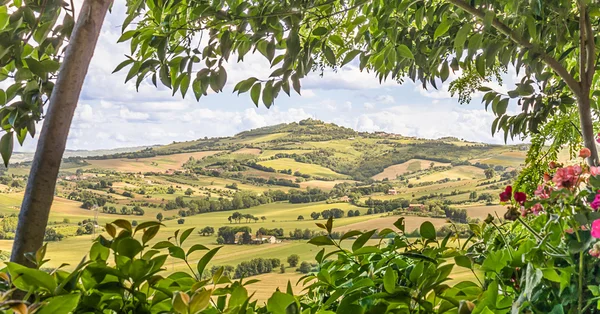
19, 1, 522, 152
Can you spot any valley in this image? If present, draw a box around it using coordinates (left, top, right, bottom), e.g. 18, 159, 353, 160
0, 119, 526, 300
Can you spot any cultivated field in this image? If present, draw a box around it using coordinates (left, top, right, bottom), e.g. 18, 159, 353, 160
258, 158, 348, 179
85, 151, 221, 172
372, 159, 451, 180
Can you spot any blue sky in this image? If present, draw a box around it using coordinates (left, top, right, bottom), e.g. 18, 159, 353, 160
20, 1, 522, 151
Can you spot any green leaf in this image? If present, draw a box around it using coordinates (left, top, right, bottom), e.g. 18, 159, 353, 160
352, 229, 376, 251
483, 11, 495, 30
153, 241, 175, 249
396, 45, 414, 60
312, 27, 328, 36
179, 74, 190, 98
340, 230, 362, 241
267, 291, 296, 314
233, 77, 258, 94
113, 59, 134, 74
250, 83, 261, 107
25, 58, 46, 77
187, 244, 209, 257
117, 238, 143, 259
383, 267, 397, 293
179, 227, 195, 245
0, 132, 13, 167
419, 221, 436, 240
216, 66, 227, 91
197, 246, 222, 276
308, 235, 334, 246
262, 80, 274, 108
291, 73, 301, 95
6, 262, 56, 293
329, 35, 344, 46
342, 50, 361, 66
454, 24, 470, 51
0, 10, 8, 31
454, 255, 472, 269
494, 98, 509, 116
440, 61, 449, 82
118, 30, 138, 43
37, 294, 80, 314
142, 226, 160, 244
526, 15, 537, 39
168, 246, 186, 260
323, 45, 336, 65
434, 20, 451, 40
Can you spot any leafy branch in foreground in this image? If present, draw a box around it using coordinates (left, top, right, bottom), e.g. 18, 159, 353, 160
121, 0, 600, 164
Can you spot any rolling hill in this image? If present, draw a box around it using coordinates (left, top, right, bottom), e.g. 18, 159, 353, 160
0, 118, 526, 300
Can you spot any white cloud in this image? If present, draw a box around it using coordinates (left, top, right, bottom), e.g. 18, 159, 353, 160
375, 95, 395, 104
119, 107, 150, 120
363, 102, 375, 110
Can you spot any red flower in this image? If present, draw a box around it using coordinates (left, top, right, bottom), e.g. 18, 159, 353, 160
549, 161, 557, 169
543, 173, 552, 182
580, 148, 592, 158
592, 219, 600, 239
514, 192, 527, 205
499, 186, 512, 202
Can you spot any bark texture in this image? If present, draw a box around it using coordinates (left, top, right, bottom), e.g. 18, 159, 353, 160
10, 0, 112, 266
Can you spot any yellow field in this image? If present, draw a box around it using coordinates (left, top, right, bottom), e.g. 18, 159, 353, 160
299, 180, 357, 191
85, 151, 221, 172
470, 150, 527, 167
233, 148, 262, 155
372, 159, 451, 181
412, 166, 485, 183
258, 159, 348, 179
462, 204, 506, 220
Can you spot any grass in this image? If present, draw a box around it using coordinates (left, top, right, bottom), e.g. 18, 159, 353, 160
258, 159, 348, 179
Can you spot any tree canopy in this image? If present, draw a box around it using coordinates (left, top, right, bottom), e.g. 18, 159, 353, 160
119, 0, 600, 166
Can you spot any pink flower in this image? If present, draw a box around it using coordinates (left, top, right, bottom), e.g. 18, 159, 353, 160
591, 167, 600, 177
549, 161, 558, 169
514, 192, 527, 205
590, 248, 600, 258
591, 193, 600, 211
552, 165, 582, 189
531, 203, 543, 215
597, 133, 600, 144
499, 186, 512, 202
534, 185, 549, 199
580, 148, 592, 159
565, 227, 574, 234
591, 219, 600, 238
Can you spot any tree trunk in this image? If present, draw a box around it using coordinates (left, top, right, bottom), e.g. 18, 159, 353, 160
577, 97, 599, 166
10, 0, 112, 266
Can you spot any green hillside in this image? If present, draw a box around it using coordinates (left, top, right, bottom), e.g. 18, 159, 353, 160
0, 118, 526, 297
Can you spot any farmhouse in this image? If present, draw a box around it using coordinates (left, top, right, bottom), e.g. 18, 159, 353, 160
387, 188, 398, 195
339, 195, 350, 202
235, 232, 279, 244
253, 235, 278, 244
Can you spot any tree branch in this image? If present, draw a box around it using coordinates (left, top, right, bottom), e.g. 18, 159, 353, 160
447, 0, 582, 98
579, 1, 588, 89
585, 10, 595, 85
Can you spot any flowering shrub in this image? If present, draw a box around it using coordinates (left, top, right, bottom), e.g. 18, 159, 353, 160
464, 150, 600, 313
